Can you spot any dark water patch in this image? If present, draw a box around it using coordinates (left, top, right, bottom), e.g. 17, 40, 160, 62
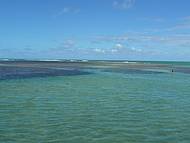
173, 67, 190, 74
103, 68, 165, 74
0, 66, 91, 80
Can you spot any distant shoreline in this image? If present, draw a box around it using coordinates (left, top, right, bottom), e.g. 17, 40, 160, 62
0, 58, 190, 63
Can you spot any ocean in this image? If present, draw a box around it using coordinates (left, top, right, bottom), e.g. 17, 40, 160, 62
0, 61, 190, 143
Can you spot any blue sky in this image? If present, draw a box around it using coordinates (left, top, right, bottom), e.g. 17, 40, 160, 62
0, 0, 190, 60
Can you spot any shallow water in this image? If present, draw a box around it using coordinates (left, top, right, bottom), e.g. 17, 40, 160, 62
0, 61, 190, 143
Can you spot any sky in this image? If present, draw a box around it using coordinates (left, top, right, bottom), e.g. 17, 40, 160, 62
0, 0, 190, 60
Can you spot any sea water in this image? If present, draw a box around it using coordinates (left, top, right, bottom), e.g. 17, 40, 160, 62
0, 62, 190, 143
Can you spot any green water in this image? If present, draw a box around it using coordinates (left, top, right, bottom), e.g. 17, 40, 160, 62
1, 69, 190, 142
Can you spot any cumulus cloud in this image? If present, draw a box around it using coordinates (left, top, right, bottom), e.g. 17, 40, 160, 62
110, 43, 125, 53
113, 0, 135, 10
131, 47, 142, 52
93, 48, 105, 53
115, 43, 124, 49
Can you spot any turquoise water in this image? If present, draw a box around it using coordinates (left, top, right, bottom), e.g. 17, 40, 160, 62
1, 63, 190, 142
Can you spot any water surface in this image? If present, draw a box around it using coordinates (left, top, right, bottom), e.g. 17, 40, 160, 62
0, 61, 190, 143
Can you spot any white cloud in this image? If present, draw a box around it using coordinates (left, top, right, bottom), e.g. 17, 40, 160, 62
115, 43, 124, 49
113, 0, 135, 10
93, 48, 105, 53
131, 47, 142, 52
